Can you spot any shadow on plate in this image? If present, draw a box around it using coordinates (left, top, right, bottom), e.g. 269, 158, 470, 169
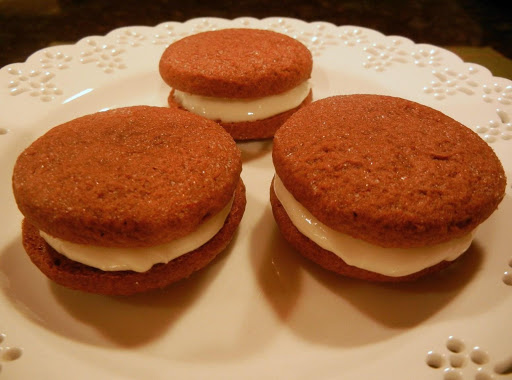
238, 140, 273, 164
250, 206, 302, 321
252, 205, 493, 348
0, 232, 237, 348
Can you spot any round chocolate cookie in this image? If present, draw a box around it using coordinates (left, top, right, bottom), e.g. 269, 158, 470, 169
271, 94, 506, 281
13, 106, 246, 295
159, 28, 313, 140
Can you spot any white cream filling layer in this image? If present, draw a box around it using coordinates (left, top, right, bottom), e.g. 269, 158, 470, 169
40, 198, 234, 273
273, 175, 474, 277
173, 81, 311, 123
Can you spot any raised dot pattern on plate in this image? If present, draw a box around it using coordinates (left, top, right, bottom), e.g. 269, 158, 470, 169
426, 336, 512, 380
0, 333, 23, 375
6, 66, 63, 102
503, 258, 512, 286
362, 39, 410, 72
79, 39, 127, 74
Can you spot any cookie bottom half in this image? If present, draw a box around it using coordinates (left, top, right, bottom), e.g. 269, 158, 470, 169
270, 184, 460, 282
167, 90, 313, 140
22, 179, 246, 296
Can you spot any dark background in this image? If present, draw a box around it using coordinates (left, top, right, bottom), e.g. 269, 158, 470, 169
1, 0, 511, 68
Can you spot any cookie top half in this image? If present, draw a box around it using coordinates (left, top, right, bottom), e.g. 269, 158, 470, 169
159, 28, 313, 98
13, 106, 242, 248
272, 95, 507, 248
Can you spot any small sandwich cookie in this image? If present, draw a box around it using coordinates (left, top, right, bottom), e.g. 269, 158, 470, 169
271, 95, 506, 282
12, 106, 246, 295
159, 28, 313, 140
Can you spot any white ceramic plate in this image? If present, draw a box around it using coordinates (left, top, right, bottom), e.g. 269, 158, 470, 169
1, 17, 511, 380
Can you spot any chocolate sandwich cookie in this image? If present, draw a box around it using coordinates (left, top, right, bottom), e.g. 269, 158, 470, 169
13, 106, 246, 295
271, 94, 506, 281
159, 28, 313, 140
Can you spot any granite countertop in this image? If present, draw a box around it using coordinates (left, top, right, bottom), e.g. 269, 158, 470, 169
1, 0, 511, 78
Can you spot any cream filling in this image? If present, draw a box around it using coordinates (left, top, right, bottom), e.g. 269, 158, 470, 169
273, 176, 474, 277
40, 198, 234, 273
173, 81, 311, 123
